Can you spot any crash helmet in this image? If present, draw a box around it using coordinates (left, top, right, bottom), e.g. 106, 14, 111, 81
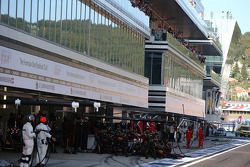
28, 114, 35, 122
40, 116, 47, 123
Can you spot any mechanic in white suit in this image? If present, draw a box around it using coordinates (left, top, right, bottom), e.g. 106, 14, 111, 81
20, 114, 36, 167
35, 116, 52, 167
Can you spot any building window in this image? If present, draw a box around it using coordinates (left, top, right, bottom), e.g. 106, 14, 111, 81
0, 0, 145, 75
145, 51, 163, 85
163, 52, 203, 98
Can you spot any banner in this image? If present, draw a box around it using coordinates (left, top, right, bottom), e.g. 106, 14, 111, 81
0, 46, 148, 107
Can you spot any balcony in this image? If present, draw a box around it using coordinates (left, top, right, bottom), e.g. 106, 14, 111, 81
210, 70, 221, 84
206, 56, 223, 64
167, 32, 204, 70
204, 68, 221, 87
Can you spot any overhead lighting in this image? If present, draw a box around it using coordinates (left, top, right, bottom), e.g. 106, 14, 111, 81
94, 102, 101, 112
3, 104, 6, 109
3, 95, 7, 100
72, 101, 79, 112
15, 98, 21, 109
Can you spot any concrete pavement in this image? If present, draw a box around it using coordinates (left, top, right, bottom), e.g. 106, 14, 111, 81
179, 143, 250, 167
139, 138, 250, 167
0, 137, 249, 167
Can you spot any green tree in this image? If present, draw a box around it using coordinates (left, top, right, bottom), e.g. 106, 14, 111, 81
240, 32, 250, 67
240, 32, 250, 48
244, 48, 250, 68
231, 62, 240, 78
241, 63, 248, 80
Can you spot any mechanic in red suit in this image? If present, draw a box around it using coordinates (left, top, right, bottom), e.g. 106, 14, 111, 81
186, 126, 193, 149
198, 125, 204, 148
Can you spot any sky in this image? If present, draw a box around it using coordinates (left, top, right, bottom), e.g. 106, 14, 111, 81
202, 0, 250, 34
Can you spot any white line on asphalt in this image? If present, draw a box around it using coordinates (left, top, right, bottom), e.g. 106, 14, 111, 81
180, 142, 250, 167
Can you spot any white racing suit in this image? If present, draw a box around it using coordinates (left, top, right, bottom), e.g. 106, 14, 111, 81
35, 123, 52, 166
20, 122, 36, 167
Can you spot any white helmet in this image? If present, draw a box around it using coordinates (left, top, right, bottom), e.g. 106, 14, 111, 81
28, 114, 35, 122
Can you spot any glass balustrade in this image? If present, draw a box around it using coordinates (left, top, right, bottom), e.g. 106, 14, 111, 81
211, 70, 221, 84
167, 32, 204, 69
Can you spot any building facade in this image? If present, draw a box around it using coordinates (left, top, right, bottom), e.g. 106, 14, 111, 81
130, 0, 222, 120
0, 0, 150, 122
0, 0, 225, 127
203, 15, 242, 123
0, 0, 149, 75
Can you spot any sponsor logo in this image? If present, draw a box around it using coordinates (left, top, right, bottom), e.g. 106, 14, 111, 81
66, 71, 85, 80
0, 76, 14, 84
36, 82, 55, 91
0, 49, 11, 65
20, 58, 48, 71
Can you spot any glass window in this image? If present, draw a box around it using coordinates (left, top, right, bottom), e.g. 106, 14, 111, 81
43, 0, 49, 38
50, 0, 56, 41
101, 11, 106, 59
145, 52, 152, 83
110, 0, 149, 27
61, 0, 66, 20
0, 0, 146, 76
75, 0, 81, 51
84, 3, 90, 54
24, 0, 31, 32
122, 25, 127, 69
37, 0, 44, 37
108, 16, 112, 64
110, 19, 114, 63
163, 51, 203, 98
70, 0, 77, 49
90, 7, 99, 58
66, 0, 72, 48
31, 0, 38, 36
113, 21, 119, 67
139, 37, 144, 75
97, 11, 102, 59
16, 0, 24, 29
116, 20, 120, 66
79, 1, 84, 52
104, 12, 109, 61
55, 0, 61, 44
123, 27, 128, 70
61, 0, 67, 46
0, 0, 8, 24
89, 7, 94, 56
93, 8, 98, 58
9, 0, 17, 27
145, 52, 163, 84
135, 36, 139, 73
97, 11, 101, 59
43, 0, 51, 40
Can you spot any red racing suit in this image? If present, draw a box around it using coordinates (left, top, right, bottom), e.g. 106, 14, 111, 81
186, 128, 193, 149
198, 127, 204, 148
